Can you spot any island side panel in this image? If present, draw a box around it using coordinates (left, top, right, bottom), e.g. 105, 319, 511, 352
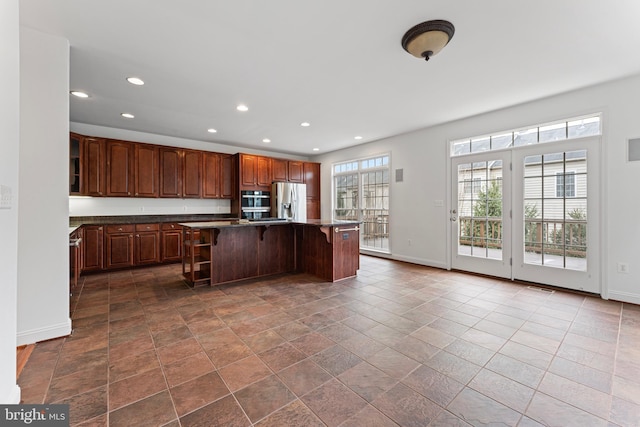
332, 227, 360, 280
298, 225, 334, 282
258, 225, 295, 277
211, 226, 260, 284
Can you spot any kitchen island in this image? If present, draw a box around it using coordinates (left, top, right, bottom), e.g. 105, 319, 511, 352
179, 219, 360, 286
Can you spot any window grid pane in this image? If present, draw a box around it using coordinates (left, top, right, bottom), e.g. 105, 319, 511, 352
451, 114, 600, 156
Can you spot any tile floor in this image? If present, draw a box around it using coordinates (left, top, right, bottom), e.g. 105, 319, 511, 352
17, 256, 640, 426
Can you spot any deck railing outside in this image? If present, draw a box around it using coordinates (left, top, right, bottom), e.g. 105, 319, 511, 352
458, 216, 587, 258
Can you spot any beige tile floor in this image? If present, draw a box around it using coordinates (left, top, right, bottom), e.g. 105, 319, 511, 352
18, 255, 640, 426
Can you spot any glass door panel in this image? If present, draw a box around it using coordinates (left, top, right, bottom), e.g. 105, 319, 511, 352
451, 151, 511, 279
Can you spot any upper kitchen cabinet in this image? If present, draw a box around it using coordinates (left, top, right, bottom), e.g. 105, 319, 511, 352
83, 137, 106, 196
159, 147, 183, 198
304, 162, 321, 219
220, 154, 235, 199
182, 149, 202, 198
70, 133, 83, 194
160, 148, 203, 198
203, 152, 235, 199
239, 154, 272, 191
272, 159, 304, 183
304, 162, 320, 199
134, 144, 159, 197
105, 140, 134, 197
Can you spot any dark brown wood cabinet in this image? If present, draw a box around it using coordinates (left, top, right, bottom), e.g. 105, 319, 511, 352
272, 159, 304, 183
159, 147, 183, 198
82, 225, 103, 272
135, 224, 160, 265
105, 225, 135, 269
161, 223, 182, 262
106, 140, 134, 197
239, 154, 272, 191
288, 161, 304, 183
135, 144, 159, 197
70, 133, 83, 194
272, 158, 288, 182
183, 149, 202, 198
304, 162, 321, 219
220, 154, 235, 199
84, 137, 106, 196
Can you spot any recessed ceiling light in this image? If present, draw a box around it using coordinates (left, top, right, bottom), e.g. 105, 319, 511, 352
354, 136, 363, 140
312, 148, 320, 152
301, 122, 310, 127
126, 77, 144, 85
237, 104, 249, 112
207, 128, 217, 133
263, 138, 271, 143
70, 91, 89, 98
121, 113, 135, 119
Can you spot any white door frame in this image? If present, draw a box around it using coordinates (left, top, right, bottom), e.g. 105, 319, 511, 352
447, 136, 603, 295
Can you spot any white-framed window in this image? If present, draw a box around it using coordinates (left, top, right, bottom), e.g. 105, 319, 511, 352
451, 114, 601, 156
556, 171, 576, 198
333, 154, 390, 252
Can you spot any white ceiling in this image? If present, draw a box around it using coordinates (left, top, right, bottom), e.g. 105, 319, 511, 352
20, 1, 640, 155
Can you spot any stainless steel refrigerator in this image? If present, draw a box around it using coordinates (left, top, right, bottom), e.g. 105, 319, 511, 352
271, 182, 307, 221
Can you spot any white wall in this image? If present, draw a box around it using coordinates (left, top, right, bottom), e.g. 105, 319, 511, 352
18, 27, 72, 345
69, 123, 309, 217
314, 73, 640, 304
0, 0, 21, 404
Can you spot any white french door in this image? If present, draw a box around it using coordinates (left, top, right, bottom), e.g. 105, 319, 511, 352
451, 137, 601, 293
450, 151, 512, 279
512, 137, 600, 293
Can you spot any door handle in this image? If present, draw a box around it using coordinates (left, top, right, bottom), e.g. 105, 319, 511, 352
450, 216, 457, 222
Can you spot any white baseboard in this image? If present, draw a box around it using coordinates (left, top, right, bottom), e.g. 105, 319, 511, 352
360, 251, 447, 270
607, 290, 640, 305
16, 318, 71, 346
2, 384, 21, 404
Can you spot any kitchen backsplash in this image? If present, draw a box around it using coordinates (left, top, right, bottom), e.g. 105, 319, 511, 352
69, 196, 231, 216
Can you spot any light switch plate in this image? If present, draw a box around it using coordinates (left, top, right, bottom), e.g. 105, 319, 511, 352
0, 185, 12, 209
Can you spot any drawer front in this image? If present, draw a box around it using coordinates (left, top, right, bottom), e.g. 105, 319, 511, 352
106, 224, 134, 233
161, 222, 180, 231
135, 223, 160, 232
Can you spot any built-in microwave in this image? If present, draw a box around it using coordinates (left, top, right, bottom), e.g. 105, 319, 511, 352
240, 190, 271, 219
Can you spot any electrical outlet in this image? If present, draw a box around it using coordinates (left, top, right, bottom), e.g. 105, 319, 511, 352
617, 262, 629, 274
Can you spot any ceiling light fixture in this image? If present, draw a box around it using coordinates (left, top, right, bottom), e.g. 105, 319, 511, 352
207, 128, 217, 133
70, 91, 89, 98
237, 104, 249, 112
121, 113, 135, 119
354, 136, 363, 140
401, 20, 455, 61
312, 148, 319, 152
300, 122, 310, 127
126, 77, 144, 85
263, 138, 271, 143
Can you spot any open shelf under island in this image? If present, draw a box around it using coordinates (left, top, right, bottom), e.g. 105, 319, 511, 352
180, 219, 361, 286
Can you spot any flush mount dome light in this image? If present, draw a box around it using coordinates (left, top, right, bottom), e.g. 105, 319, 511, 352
401, 20, 455, 61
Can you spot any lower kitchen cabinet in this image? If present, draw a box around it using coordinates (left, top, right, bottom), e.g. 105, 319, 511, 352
105, 224, 135, 269
79, 222, 188, 273
82, 225, 104, 272
161, 223, 182, 262
135, 223, 160, 265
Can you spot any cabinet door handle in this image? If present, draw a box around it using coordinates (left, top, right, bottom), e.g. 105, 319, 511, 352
118, 227, 123, 231
136, 234, 140, 238
135, 192, 139, 196
128, 192, 131, 195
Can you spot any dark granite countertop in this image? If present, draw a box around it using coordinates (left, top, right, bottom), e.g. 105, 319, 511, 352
179, 219, 361, 228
